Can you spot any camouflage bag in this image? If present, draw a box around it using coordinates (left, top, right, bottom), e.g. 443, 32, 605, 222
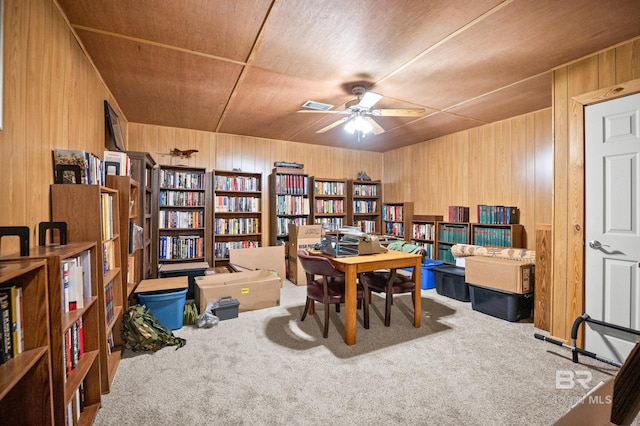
121, 304, 186, 352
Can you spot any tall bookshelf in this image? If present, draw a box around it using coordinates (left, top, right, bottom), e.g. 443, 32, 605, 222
157, 165, 209, 266
269, 168, 310, 246
51, 185, 124, 395
212, 170, 262, 265
435, 221, 470, 263
382, 201, 414, 241
0, 259, 55, 425
470, 223, 524, 248
347, 179, 382, 234
411, 215, 443, 259
309, 177, 347, 233
106, 175, 139, 304
126, 151, 157, 280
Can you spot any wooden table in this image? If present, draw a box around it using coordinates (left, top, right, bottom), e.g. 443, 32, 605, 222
318, 250, 423, 345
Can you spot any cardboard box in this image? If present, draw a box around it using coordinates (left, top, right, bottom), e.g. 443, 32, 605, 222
287, 224, 322, 285
134, 276, 189, 293
229, 245, 286, 281
554, 379, 613, 425
464, 256, 533, 294
194, 270, 281, 313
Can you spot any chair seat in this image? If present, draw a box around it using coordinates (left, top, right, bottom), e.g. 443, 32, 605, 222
307, 277, 365, 303
361, 271, 415, 294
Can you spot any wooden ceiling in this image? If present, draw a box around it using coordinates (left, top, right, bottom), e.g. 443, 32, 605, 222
56, 0, 640, 152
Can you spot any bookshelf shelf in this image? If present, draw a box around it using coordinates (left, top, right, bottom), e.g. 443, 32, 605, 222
309, 177, 347, 233
347, 179, 382, 234
157, 165, 209, 266
382, 201, 414, 241
435, 222, 471, 263
470, 223, 524, 248
2, 242, 102, 425
51, 185, 124, 395
269, 169, 310, 245
0, 259, 54, 425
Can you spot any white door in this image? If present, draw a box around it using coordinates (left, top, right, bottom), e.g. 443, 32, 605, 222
585, 92, 640, 364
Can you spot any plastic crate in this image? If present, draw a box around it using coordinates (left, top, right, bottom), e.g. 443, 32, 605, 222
469, 283, 533, 322
138, 288, 188, 330
402, 259, 444, 290
433, 265, 470, 301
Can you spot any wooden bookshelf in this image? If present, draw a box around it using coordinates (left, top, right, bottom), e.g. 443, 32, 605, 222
382, 201, 414, 241
157, 165, 209, 266
1, 242, 102, 425
126, 151, 157, 280
0, 259, 55, 425
309, 177, 347, 233
347, 179, 382, 234
212, 170, 262, 265
51, 185, 124, 395
435, 221, 471, 263
470, 223, 524, 248
269, 169, 310, 246
411, 215, 443, 260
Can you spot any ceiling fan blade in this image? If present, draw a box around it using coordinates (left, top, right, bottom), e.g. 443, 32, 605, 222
298, 110, 348, 114
358, 91, 383, 109
316, 116, 351, 133
372, 108, 425, 117
364, 117, 385, 135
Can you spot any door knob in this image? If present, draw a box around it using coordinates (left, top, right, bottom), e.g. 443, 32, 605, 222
588, 240, 609, 250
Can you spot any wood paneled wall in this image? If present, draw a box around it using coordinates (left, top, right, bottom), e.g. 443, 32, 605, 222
0, 0, 125, 255
551, 37, 640, 342
127, 124, 383, 246
382, 109, 553, 250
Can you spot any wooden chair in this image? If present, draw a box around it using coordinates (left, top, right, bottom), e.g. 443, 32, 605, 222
297, 249, 369, 338
359, 267, 416, 327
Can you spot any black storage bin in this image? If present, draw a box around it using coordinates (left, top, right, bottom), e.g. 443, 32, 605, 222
158, 262, 208, 300
469, 283, 533, 322
433, 265, 470, 302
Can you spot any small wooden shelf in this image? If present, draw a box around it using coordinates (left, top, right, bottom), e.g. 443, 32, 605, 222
382, 201, 414, 241
309, 177, 347, 233
269, 169, 309, 245
410, 215, 443, 260
0, 259, 54, 425
347, 179, 382, 234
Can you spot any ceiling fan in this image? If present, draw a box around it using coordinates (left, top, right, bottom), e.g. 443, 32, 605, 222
298, 85, 425, 136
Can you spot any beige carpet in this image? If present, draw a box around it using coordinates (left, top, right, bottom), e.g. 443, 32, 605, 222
94, 280, 629, 426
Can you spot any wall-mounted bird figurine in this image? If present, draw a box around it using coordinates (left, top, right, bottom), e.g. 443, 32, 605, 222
170, 148, 199, 158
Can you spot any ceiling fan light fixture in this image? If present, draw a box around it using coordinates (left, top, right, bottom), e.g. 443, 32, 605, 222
344, 114, 373, 136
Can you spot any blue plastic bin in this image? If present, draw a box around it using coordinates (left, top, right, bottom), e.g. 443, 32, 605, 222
402, 259, 444, 290
138, 288, 188, 330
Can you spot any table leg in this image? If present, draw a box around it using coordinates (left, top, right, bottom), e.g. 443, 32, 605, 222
344, 265, 357, 345
414, 258, 421, 328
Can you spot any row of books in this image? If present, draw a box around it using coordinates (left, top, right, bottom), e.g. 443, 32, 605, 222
448, 205, 470, 223
273, 174, 308, 195
160, 190, 205, 207
62, 251, 92, 314
355, 220, 377, 234
477, 205, 519, 224
65, 382, 85, 426
472, 227, 513, 247
313, 181, 345, 195
159, 235, 204, 260
275, 195, 310, 216
159, 170, 205, 190
352, 183, 378, 196
0, 285, 23, 364
384, 222, 405, 237
438, 247, 456, 263
439, 225, 470, 243
103, 150, 131, 177
214, 195, 260, 213
105, 281, 115, 327
214, 218, 260, 235
413, 242, 435, 259
52, 149, 107, 185
64, 317, 85, 380
101, 193, 114, 240
103, 240, 117, 274
159, 210, 204, 229
314, 199, 344, 214
382, 205, 406, 222
412, 223, 436, 241
314, 217, 344, 231
353, 200, 377, 214
213, 240, 259, 259
276, 217, 307, 236
214, 175, 260, 192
